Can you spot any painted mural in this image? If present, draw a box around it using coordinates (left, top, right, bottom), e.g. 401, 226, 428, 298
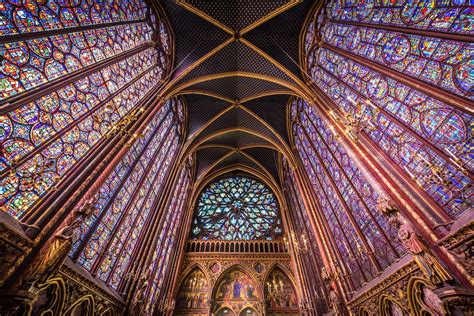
176, 269, 209, 311
216, 271, 258, 301
265, 269, 298, 312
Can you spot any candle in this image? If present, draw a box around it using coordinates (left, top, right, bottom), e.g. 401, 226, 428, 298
346, 130, 356, 141
403, 165, 415, 179
433, 170, 444, 183
343, 240, 352, 257
347, 96, 356, 105
417, 153, 430, 164
345, 263, 352, 274
366, 238, 375, 252
365, 99, 376, 108
445, 148, 458, 160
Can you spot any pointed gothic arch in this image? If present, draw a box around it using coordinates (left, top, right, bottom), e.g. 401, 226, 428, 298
64, 295, 95, 316
264, 266, 299, 314
175, 265, 210, 312
31, 277, 66, 316
379, 294, 408, 316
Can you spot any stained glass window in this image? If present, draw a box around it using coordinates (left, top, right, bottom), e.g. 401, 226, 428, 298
282, 161, 327, 301
0, 0, 171, 219
303, 0, 473, 219
325, 0, 473, 34
291, 98, 404, 289
191, 176, 282, 240
72, 98, 184, 291
147, 166, 192, 310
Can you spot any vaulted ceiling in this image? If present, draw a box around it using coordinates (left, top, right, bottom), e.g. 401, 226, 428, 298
161, 0, 314, 186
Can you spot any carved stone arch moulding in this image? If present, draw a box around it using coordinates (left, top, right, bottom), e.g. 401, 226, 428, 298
32, 277, 66, 316
212, 264, 263, 300
408, 277, 445, 316
262, 263, 297, 290
178, 262, 211, 289
239, 305, 260, 316
359, 307, 370, 316
99, 307, 115, 316
211, 265, 264, 315
63, 294, 95, 316
264, 265, 300, 314
215, 304, 238, 316
378, 294, 408, 316
175, 264, 211, 312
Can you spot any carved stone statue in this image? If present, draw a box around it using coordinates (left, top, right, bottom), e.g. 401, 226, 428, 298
130, 279, 149, 316
328, 289, 341, 314
321, 266, 332, 284
14, 198, 96, 291
130, 266, 153, 316
31, 219, 81, 285
377, 198, 452, 286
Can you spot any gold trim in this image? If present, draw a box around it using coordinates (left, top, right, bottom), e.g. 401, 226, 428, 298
240, 38, 314, 98
187, 128, 285, 160
176, 0, 234, 35
164, 71, 307, 100
239, 0, 301, 35
175, 90, 235, 104
210, 264, 263, 299
195, 149, 238, 181
298, 0, 324, 81
176, 0, 301, 36
240, 90, 300, 103
196, 143, 278, 152
188, 163, 294, 254
196, 144, 235, 151
239, 105, 296, 166
185, 105, 234, 141
159, 38, 234, 98
196, 149, 277, 185
182, 101, 297, 168
190, 165, 286, 223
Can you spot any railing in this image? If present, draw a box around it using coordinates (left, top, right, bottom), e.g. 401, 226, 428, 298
186, 239, 287, 253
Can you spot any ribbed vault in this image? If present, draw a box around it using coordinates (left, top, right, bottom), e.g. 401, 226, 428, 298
160, 0, 314, 187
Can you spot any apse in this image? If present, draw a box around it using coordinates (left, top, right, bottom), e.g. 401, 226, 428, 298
0, 0, 472, 315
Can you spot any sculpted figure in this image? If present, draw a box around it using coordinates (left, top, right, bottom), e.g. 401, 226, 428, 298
328, 289, 340, 314
377, 198, 451, 286
21, 199, 95, 288
131, 276, 150, 316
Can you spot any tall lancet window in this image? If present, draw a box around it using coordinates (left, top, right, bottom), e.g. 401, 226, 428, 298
304, 0, 472, 219
147, 165, 193, 311
191, 175, 283, 240
282, 159, 326, 303
70, 98, 184, 290
0, 0, 171, 219
291, 98, 404, 289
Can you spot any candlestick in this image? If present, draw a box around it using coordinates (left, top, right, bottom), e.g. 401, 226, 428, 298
403, 165, 415, 179
445, 148, 458, 160
417, 153, 430, 165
